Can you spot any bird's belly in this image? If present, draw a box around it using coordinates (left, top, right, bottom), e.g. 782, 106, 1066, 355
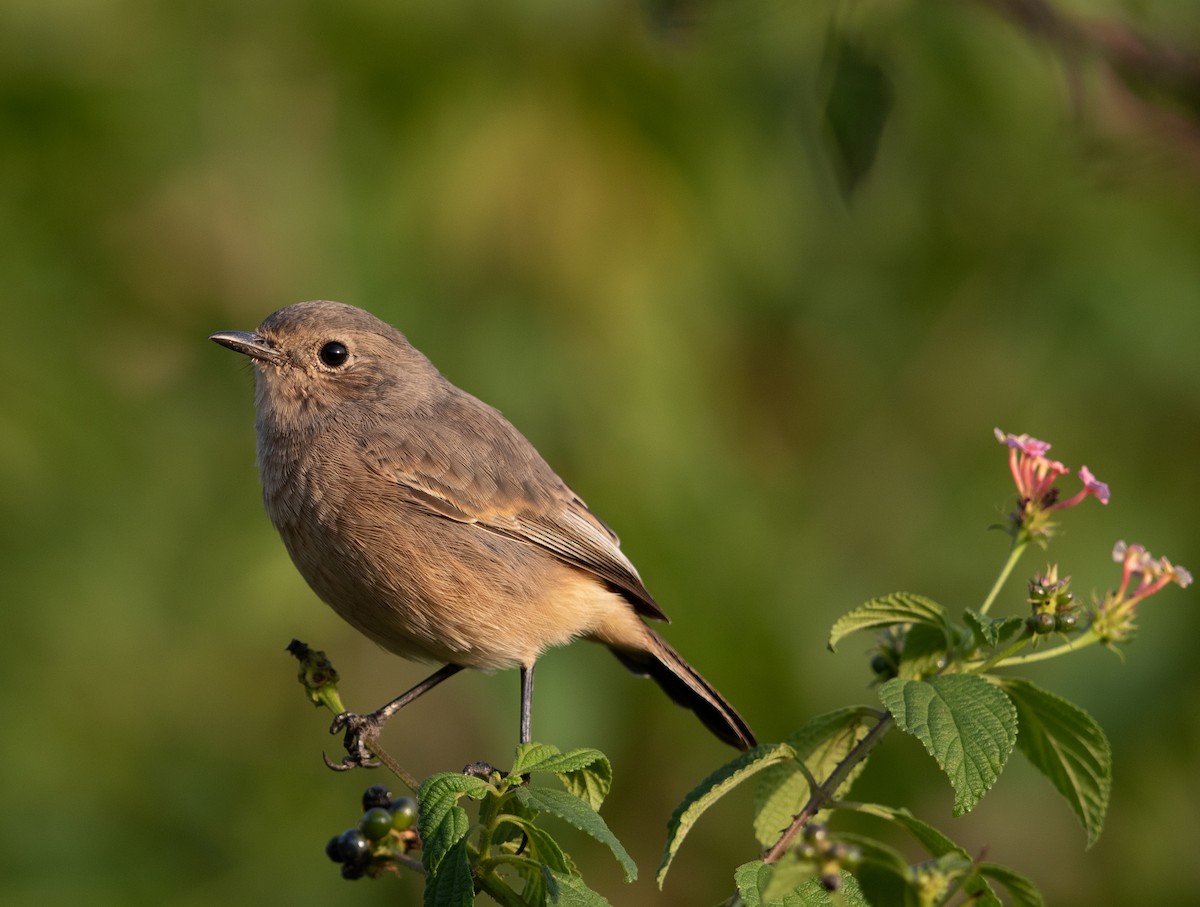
270, 489, 626, 671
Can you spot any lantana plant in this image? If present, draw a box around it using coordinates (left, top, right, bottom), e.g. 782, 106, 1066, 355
290, 429, 1189, 906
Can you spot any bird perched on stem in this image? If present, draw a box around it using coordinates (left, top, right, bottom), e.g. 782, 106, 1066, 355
211, 301, 755, 765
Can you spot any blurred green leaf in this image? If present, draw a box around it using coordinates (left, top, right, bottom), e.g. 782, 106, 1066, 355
754, 708, 874, 846
658, 743, 796, 887
1000, 678, 1112, 848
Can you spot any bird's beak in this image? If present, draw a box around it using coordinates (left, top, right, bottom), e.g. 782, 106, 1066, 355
209, 330, 283, 364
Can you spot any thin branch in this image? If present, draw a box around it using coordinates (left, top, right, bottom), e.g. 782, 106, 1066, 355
762, 711, 895, 864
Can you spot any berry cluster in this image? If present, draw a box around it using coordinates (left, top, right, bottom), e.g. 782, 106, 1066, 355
795, 822, 862, 892
324, 784, 419, 880
1025, 567, 1081, 636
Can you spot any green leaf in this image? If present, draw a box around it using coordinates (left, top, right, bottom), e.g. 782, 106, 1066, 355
735, 860, 870, 906
512, 744, 614, 811
822, 30, 893, 198
493, 813, 576, 876
828, 593, 951, 652
544, 868, 613, 906
894, 623, 952, 680
754, 708, 874, 847
422, 836, 474, 907
878, 675, 1017, 815
418, 772, 490, 875
1000, 678, 1112, 847
964, 609, 1025, 649
514, 785, 636, 883
657, 742, 796, 888
759, 855, 819, 902
978, 863, 1044, 907
511, 742, 564, 775
856, 804, 963, 858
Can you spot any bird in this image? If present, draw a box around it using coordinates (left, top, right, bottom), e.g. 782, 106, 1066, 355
210, 300, 756, 763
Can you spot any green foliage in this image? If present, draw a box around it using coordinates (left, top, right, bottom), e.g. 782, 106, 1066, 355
657, 742, 798, 887
878, 674, 1017, 816
1000, 678, 1112, 848
827, 593, 953, 654
648, 429, 1189, 905
753, 708, 874, 847
411, 744, 631, 905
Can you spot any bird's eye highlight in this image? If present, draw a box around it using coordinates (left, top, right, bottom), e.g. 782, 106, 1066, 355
319, 341, 350, 368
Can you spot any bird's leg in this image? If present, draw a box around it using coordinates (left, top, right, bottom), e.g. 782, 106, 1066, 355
519, 664, 535, 744
327, 663, 464, 771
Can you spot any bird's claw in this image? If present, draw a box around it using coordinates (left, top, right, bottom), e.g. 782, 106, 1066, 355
324, 711, 383, 771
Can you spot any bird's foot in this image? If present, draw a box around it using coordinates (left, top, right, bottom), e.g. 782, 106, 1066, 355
324, 711, 385, 771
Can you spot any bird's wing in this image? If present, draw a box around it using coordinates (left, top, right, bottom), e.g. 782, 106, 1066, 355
359, 402, 669, 622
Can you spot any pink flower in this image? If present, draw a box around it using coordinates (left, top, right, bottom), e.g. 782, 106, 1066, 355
1112, 540, 1193, 603
1055, 465, 1111, 509
1095, 541, 1192, 644
994, 429, 1109, 537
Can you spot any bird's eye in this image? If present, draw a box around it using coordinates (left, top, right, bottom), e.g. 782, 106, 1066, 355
318, 341, 349, 368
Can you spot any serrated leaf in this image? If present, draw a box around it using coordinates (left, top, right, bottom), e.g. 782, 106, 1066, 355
544, 868, 613, 906
511, 742, 564, 775
1000, 678, 1112, 847
759, 854, 819, 902
494, 813, 576, 876
418, 772, 490, 875
754, 708, 873, 846
513, 745, 613, 811
422, 836, 474, 907
828, 593, 951, 652
978, 862, 1044, 907
964, 609, 1025, 649
879, 675, 1017, 815
734, 861, 767, 907
515, 786, 636, 883
736, 860, 870, 906
657, 742, 796, 888
796, 872, 870, 905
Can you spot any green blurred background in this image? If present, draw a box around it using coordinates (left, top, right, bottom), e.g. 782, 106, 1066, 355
3, 0, 1198, 904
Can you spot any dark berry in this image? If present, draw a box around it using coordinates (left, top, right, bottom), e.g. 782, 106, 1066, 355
325, 835, 344, 863
870, 654, 893, 677
361, 807, 393, 841
337, 828, 371, 867
821, 872, 843, 892
362, 784, 392, 812
341, 862, 365, 880
1028, 613, 1055, 634
390, 796, 418, 831
1055, 612, 1078, 632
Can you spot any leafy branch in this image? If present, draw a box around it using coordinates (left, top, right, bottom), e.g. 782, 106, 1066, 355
292, 428, 1189, 905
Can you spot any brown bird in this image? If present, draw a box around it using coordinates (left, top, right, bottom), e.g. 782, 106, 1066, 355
211, 301, 755, 763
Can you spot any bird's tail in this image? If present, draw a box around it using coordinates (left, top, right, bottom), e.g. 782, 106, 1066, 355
609, 626, 756, 750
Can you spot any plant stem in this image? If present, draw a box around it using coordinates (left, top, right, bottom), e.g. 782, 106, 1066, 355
762, 711, 894, 864
979, 536, 1027, 616
994, 628, 1101, 666
367, 741, 421, 793
968, 630, 1033, 674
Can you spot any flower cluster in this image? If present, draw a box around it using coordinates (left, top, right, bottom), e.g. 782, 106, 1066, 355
994, 429, 1110, 540
1091, 541, 1193, 644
